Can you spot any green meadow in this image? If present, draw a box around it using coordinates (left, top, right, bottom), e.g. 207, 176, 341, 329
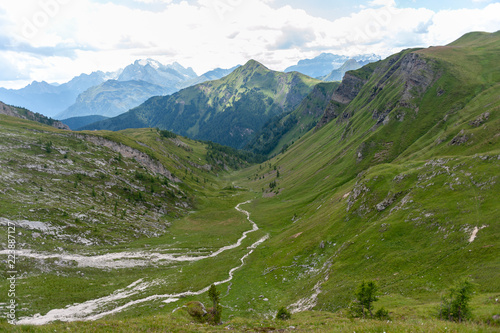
0, 32, 499, 331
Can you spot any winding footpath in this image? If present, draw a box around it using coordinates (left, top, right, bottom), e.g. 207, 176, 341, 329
16, 201, 268, 325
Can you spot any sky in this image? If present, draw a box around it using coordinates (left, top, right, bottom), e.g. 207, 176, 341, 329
0, 0, 499, 88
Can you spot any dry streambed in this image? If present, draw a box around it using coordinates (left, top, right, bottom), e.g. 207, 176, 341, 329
5, 201, 268, 325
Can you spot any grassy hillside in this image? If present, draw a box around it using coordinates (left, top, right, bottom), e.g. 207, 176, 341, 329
0, 115, 262, 325
0, 31, 499, 332
228, 30, 499, 323
83, 60, 320, 149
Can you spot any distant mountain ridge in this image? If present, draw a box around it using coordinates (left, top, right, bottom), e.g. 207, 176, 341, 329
55, 60, 239, 120
320, 59, 371, 82
56, 80, 167, 119
0, 59, 239, 120
82, 60, 320, 149
60, 115, 109, 130
0, 71, 114, 118
116, 59, 197, 93
285, 53, 380, 78
0, 101, 69, 130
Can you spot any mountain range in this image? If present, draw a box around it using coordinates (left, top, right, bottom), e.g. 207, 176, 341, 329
0, 54, 378, 123
80, 56, 379, 154
58, 60, 242, 121
0, 59, 238, 121
82, 60, 321, 149
0, 30, 498, 331
285, 53, 380, 78
0, 71, 114, 118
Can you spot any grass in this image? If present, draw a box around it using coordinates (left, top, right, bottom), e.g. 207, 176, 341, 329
0, 31, 499, 332
1, 310, 498, 332
0, 116, 261, 321
224, 30, 500, 323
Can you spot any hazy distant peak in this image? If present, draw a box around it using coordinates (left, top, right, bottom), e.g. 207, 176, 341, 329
136, 58, 162, 69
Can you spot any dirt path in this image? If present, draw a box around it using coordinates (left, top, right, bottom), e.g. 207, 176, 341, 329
16, 201, 267, 325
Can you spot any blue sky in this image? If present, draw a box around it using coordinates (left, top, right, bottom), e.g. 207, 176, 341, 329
0, 0, 498, 88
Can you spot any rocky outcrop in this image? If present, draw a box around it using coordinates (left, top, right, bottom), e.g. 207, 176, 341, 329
470, 112, 490, 127
0, 102, 19, 118
449, 129, 469, 145
74, 134, 180, 182
331, 72, 368, 104
316, 73, 368, 128
316, 51, 439, 130
376, 193, 396, 211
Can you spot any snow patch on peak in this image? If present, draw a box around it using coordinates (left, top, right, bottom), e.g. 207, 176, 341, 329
137, 59, 161, 69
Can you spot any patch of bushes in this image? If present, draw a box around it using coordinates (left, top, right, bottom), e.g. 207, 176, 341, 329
439, 279, 474, 322
184, 284, 222, 325
276, 307, 291, 320
348, 281, 390, 320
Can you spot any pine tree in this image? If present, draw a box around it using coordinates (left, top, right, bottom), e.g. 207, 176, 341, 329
439, 279, 474, 322
352, 281, 378, 318
207, 284, 222, 325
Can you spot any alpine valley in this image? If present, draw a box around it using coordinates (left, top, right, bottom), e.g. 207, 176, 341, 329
0, 31, 499, 333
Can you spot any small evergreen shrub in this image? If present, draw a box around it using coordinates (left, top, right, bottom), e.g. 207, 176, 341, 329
439, 279, 474, 322
184, 301, 207, 323
276, 306, 292, 320
207, 284, 222, 325
350, 281, 378, 318
375, 307, 390, 320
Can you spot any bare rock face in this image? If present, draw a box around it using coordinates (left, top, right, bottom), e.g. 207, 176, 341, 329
316, 51, 439, 130
396, 53, 437, 106
331, 72, 367, 104
316, 73, 368, 128
0, 102, 17, 117
449, 129, 469, 145
75, 133, 180, 182
368, 52, 437, 117
469, 112, 490, 127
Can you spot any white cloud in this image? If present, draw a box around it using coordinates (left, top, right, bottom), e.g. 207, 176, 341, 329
133, 0, 173, 3
368, 0, 396, 8
0, 0, 499, 88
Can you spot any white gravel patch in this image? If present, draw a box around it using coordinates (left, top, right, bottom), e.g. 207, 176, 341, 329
14, 201, 269, 325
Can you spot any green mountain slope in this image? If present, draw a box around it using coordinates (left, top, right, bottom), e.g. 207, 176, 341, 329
61, 114, 109, 130
0, 114, 276, 328
83, 60, 320, 149
231, 30, 499, 317
0, 31, 499, 332
246, 81, 340, 156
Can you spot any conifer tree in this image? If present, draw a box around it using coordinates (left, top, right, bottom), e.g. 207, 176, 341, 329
208, 284, 222, 325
